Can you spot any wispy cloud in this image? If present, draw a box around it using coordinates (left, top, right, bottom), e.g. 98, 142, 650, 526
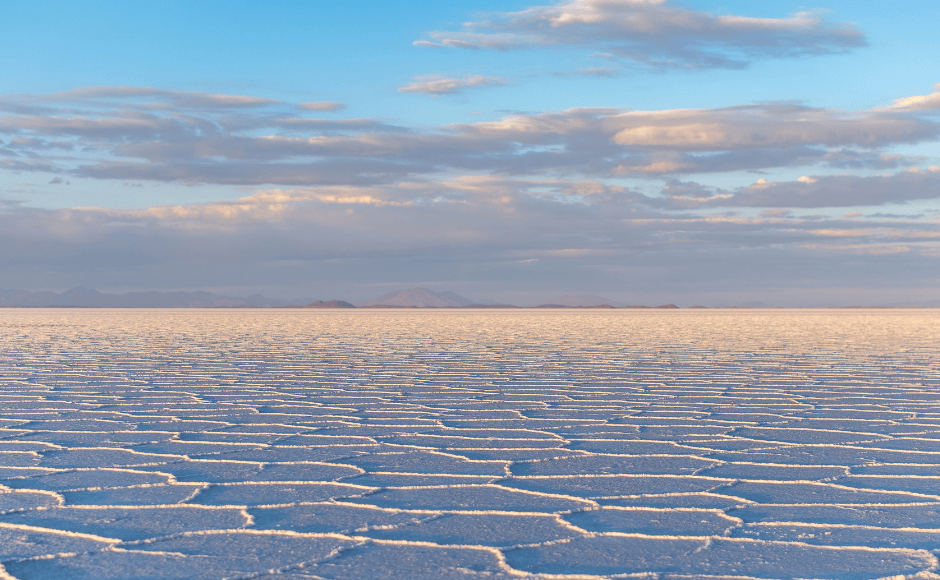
297, 101, 346, 112
416, 0, 866, 69
45, 86, 285, 109
554, 67, 620, 77
398, 75, 510, 95
655, 167, 940, 209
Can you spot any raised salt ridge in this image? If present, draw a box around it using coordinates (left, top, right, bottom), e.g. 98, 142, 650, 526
1, 309, 938, 579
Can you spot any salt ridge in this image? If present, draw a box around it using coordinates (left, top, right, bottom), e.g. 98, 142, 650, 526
0, 309, 938, 579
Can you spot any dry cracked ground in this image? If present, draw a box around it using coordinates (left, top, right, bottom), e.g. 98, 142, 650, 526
1, 309, 939, 580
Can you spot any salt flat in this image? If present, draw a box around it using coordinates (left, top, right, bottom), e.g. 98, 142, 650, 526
0, 309, 938, 580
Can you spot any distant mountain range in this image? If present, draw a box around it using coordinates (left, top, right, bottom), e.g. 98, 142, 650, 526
2, 286, 934, 308
533, 294, 626, 307
0, 286, 628, 309
0, 287, 297, 308
355, 289, 632, 308
305, 300, 356, 309
355, 288, 478, 308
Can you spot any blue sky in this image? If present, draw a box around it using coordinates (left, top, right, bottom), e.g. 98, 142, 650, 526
1, 0, 938, 305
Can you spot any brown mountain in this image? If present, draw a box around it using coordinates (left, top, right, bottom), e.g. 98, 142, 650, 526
304, 300, 356, 308
355, 288, 475, 308
533, 294, 626, 307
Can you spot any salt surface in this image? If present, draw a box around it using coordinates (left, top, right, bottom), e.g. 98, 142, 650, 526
1, 309, 939, 579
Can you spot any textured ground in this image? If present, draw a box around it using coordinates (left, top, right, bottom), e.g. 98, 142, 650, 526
1, 309, 939, 580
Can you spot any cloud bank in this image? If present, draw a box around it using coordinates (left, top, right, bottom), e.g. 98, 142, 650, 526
416, 0, 866, 69
1, 85, 938, 301
2, 88, 937, 188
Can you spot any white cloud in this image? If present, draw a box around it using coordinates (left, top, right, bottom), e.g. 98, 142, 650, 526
398, 75, 510, 95
2, 86, 938, 190
656, 169, 940, 209
297, 101, 346, 112
417, 0, 865, 69
885, 83, 940, 112
3, 174, 938, 302
608, 104, 933, 150
45, 86, 284, 109
554, 66, 620, 77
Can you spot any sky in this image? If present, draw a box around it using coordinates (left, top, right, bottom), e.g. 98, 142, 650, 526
1, 0, 938, 306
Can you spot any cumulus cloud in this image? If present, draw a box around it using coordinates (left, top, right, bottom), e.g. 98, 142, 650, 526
417, 0, 866, 69
398, 75, 510, 95
885, 83, 940, 112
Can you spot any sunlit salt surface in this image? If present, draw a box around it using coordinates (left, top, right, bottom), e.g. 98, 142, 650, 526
1, 309, 939, 580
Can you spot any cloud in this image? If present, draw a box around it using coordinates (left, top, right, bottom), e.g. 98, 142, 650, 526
417, 0, 866, 69
44, 86, 284, 109
608, 104, 935, 150
8, 137, 73, 150
554, 66, 620, 77
1, 85, 939, 192
2, 176, 938, 303
398, 75, 510, 95
576, 66, 619, 77
1, 84, 937, 302
297, 101, 346, 112
884, 83, 940, 112
74, 159, 421, 187
655, 167, 940, 209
